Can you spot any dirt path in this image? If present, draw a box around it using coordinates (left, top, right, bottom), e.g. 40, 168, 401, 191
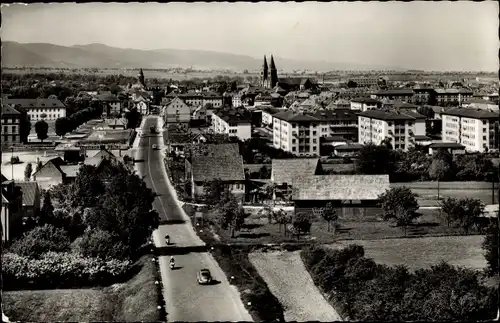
249, 251, 342, 322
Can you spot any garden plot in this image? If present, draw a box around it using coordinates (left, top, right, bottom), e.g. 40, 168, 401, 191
327, 235, 487, 271
249, 250, 342, 322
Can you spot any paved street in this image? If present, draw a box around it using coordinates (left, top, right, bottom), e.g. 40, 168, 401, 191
134, 116, 252, 322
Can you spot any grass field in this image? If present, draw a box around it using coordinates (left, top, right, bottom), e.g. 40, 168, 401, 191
2, 255, 159, 322
326, 235, 487, 271
189, 202, 485, 245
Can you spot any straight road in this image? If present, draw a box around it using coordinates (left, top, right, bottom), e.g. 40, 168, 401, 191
134, 116, 252, 322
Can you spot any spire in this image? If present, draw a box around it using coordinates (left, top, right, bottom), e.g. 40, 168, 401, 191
138, 68, 145, 87
270, 55, 278, 88
263, 56, 268, 80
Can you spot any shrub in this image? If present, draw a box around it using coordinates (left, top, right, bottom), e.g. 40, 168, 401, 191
9, 224, 71, 259
2, 251, 132, 290
75, 229, 130, 260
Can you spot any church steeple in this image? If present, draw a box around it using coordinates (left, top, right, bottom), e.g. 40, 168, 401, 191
270, 55, 278, 88
138, 68, 145, 87
261, 56, 269, 88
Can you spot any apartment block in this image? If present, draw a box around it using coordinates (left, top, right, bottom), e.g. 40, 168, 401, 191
3, 99, 66, 121
212, 107, 252, 140
1, 104, 21, 148
441, 107, 499, 152
358, 110, 427, 151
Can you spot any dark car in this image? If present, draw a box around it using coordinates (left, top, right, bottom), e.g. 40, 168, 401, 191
197, 269, 212, 285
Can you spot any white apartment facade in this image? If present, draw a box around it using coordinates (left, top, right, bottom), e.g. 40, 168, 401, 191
358, 110, 427, 151
272, 111, 322, 156
350, 98, 380, 111
162, 97, 191, 123
3, 99, 67, 121
212, 110, 252, 140
441, 108, 499, 152
232, 94, 242, 108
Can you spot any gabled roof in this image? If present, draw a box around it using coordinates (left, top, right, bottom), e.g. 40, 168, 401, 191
351, 97, 381, 104
191, 143, 240, 159
3, 98, 66, 109
441, 107, 499, 120
311, 109, 358, 121
15, 182, 39, 207
32, 157, 66, 178
92, 149, 116, 160
192, 154, 245, 182
271, 158, 320, 185
96, 93, 119, 102
1, 103, 21, 115
334, 143, 364, 150
273, 111, 319, 122
292, 175, 390, 201
375, 89, 414, 96
358, 110, 426, 121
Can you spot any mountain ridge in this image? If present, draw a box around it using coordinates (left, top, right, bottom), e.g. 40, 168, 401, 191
2, 41, 405, 72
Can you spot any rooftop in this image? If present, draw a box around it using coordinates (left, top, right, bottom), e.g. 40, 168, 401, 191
15, 181, 39, 207
213, 107, 252, 124
3, 98, 66, 109
271, 158, 320, 185
351, 97, 381, 104
376, 89, 414, 96
191, 154, 245, 182
292, 174, 390, 201
441, 107, 500, 120
429, 142, 466, 149
358, 109, 426, 121
1, 103, 21, 115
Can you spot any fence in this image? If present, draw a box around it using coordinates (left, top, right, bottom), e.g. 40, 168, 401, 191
390, 181, 499, 190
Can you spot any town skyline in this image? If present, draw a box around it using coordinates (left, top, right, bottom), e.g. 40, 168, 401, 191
1, 2, 499, 72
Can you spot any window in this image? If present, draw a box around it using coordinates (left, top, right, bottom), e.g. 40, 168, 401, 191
3, 126, 7, 133
292, 139, 296, 143
313, 146, 317, 151
11, 126, 16, 133
388, 122, 393, 126
483, 120, 487, 125
483, 136, 487, 140
313, 131, 317, 136
292, 147, 296, 151
12, 135, 16, 142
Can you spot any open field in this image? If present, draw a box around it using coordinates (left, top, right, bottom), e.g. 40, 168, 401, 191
249, 250, 342, 322
3, 68, 260, 81
327, 235, 487, 271
185, 203, 485, 245
2, 255, 159, 322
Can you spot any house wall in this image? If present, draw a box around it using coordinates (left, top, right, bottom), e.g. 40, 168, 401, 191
1, 115, 21, 147
164, 98, 191, 123
442, 114, 497, 152
33, 163, 64, 191
294, 200, 381, 220
262, 111, 274, 126
1, 201, 23, 243
27, 107, 66, 121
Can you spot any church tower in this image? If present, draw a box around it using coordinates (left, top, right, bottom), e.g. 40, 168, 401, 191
261, 56, 269, 88
270, 55, 278, 88
138, 68, 146, 88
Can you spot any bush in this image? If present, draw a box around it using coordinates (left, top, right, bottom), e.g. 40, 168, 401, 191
301, 245, 498, 321
2, 251, 132, 290
10, 156, 20, 164
75, 229, 130, 260
9, 224, 71, 259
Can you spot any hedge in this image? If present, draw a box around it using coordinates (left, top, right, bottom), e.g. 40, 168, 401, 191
2, 252, 132, 290
300, 244, 498, 321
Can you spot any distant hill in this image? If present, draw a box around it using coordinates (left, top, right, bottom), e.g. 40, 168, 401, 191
2, 41, 404, 72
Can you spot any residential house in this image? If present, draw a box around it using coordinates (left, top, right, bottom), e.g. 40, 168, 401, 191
191, 104, 208, 122
350, 97, 380, 112
271, 158, 322, 200
95, 92, 121, 117
232, 93, 243, 108
292, 174, 390, 218
327, 99, 350, 110
162, 97, 192, 124
272, 111, 321, 156
3, 98, 66, 121
358, 109, 427, 151
260, 106, 283, 128
185, 143, 245, 201
428, 142, 466, 156
31, 157, 79, 191
313, 109, 359, 142
441, 107, 500, 152
165, 92, 223, 108
462, 99, 499, 112
15, 181, 41, 219
1, 103, 21, 149
412, 87, 435, 105
211, 106, 252, 140
1, 175, 23, 243
165, 132, 208, 157
371, 89, 414, 103
132, 94, 150, 115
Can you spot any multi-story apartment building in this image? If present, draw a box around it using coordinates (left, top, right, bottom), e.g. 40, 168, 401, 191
371, 89, 414, 103
433, 88, 473, 106
3, 99, 66, 121
1, 104, 21, 148
162, 97, 191, 124
441, 107, 499, 152
165, 92, 223, 108
350, 97, 381, 111
348, 77, 379, 87
95, 92, 121, 117
272, 109, 358, 156
358, 110, 427, 151
232, 93, 242, 107
212, 107, 252, 140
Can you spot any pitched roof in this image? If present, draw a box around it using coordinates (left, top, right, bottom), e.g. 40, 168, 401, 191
273, 111, 319, 122
1, 103, 21, 115
334, 143, 364, 150
59, 165, 80, 178
312, 109, 358, 121
351, 97, 381, 104
441, 107, 499, 120
292, 175, 390, 201
3, 98, 66, 109
213, 107, 252, 124
92, 148, 116, 160
96, 93, 119, 102
15, 182, 39, 207
376, 89, 414, 96
429, 142, 466, 149
271, 158, 320, 185
192, 154, 245, 182
358, 110, 426, 121
191, 143, 240, 159
32, 157, 66, 177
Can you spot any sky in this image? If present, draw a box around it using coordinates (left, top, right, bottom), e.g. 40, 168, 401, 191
1, 2, 498, 71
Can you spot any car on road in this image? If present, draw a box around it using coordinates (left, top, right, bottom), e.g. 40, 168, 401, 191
152, 144, 158, 150
197, 269, 212, 285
